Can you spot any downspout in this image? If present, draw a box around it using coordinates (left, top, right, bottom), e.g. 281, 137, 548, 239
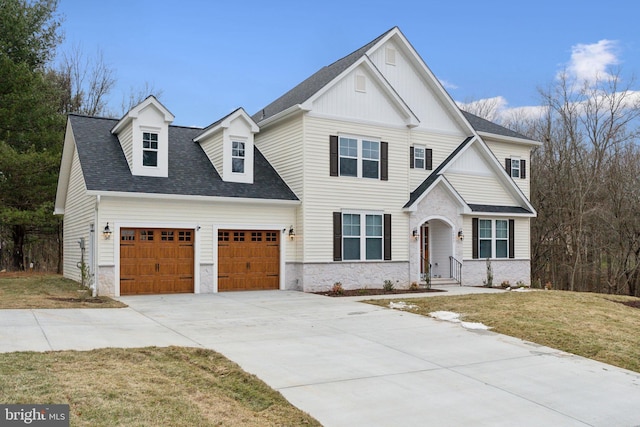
91, 195, 100, 297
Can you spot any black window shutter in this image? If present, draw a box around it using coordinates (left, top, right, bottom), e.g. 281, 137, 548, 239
508, 219, 515, 258
384, 214, 392, 260
505, 158, 511, 175
521, 160, 526, 179
330, 135, 338, 177
472, 218, 479, 259
409, 146, 415, 169
333, 212, 342, 261
426, 148, 433, 170
381, 141, 388, 181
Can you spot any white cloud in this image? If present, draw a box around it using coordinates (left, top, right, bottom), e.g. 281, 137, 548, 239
439, 79, 459, 90
562, 39, 619, 84
458, 96, 547, 124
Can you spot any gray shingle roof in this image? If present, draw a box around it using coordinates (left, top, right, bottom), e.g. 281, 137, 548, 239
69, 114, 298, 201
461, 111, 532, 141
252, 28, 395, 123
468, 204, 532, 214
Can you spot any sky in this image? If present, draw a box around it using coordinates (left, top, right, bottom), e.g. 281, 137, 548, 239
55, 0, 640, 127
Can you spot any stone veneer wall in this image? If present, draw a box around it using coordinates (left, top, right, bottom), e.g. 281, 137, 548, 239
285, 263, 303, 291
199, 263, 214, 293
97, 265, 115, 296
299, 261, 410, 292
463, 259, 531, 287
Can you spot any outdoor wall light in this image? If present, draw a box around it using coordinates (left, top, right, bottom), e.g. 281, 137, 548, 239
412, 228, 419, 240
103, 222, 112, 240
288, 226, 295, 240
458, 229, 464, 241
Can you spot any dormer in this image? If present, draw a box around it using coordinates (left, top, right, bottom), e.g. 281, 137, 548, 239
194, 108, 259, 184
111, 96, 174, 177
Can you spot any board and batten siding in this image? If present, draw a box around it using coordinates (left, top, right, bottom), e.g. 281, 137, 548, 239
368, 39, 465, 135
63, 147, 96, 283
97, 197, 296, 267
462, 216, 530, 260
199, 132, 224, 176
484, 139, 531, 198
301, 115, 411, 263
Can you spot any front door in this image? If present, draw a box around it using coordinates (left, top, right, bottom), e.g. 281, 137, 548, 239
420, 225, 429, 275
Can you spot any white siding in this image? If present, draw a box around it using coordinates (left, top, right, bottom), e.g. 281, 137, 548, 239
409, 130, 465, 191
119, 125, 133, 171
63, 148, 95, 283
485, 139, 531, 198
301, 115, 411, 263
255, 116, 304, 261
368, 39, 465, 135
199, 132, 224, 176
446, 173, 516, 206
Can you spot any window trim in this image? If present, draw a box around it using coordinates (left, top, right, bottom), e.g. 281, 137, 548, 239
231, 139, 246, 174
506, 157, 526, 179
338, 135, 380, 179
334, 211, 391, 262
413, 145, 425, 169
472, 218, 515, 259
142, 131, 159, 167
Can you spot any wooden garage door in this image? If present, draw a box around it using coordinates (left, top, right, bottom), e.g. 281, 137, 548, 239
218, 230, 279, 291
120, 228, 194, 295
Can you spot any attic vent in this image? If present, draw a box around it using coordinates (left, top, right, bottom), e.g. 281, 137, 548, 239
385, 47, 396, 65
355, 74, 366, 92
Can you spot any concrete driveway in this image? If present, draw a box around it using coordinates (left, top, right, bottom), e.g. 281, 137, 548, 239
1, 288, 640, 426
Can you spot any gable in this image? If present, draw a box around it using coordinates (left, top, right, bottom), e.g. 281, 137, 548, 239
367, 37, 466, 136
310, 63, 412, 127
445, 143, 519, 206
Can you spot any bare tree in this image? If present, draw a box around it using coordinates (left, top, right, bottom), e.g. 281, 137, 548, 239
56, 44, 116, 116
120, 82, 164, 115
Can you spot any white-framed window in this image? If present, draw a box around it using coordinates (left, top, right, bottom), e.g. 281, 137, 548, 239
478, 219, 510, 259
510, 158, 521, 178
342, 212, 383, 261
142, 132, 158, 167
414, 146, 425, 169
339, 136, 379, 179
231, 140, 245, 173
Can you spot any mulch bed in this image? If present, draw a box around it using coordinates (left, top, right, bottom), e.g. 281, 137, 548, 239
314, 288, 444, 297
47, 297, 108, 304
618, 300, 640, 309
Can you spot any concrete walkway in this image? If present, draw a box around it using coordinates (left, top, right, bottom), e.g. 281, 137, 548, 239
1, 287, 640, 426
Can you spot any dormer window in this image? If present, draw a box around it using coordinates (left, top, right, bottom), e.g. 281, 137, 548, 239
232, 140, 245, 173
143, 132, 159, 167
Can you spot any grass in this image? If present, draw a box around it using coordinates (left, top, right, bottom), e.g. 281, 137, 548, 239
0, 346, 320, 426
0, 273, 126, 309
367, 290, 640, 373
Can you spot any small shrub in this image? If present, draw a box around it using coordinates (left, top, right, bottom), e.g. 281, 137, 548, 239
515, 280, 527, 288
500, 280, 511, 289
409, 282, 419, 291
545, 281, 553, 290
482, 259, 494, 287
331, 282, 344, 295
383, 280, 394, 292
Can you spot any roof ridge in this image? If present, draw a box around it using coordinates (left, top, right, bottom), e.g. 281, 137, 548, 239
252, 27, 397, 123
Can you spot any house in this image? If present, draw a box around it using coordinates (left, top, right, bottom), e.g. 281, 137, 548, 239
54, 27, 539, 296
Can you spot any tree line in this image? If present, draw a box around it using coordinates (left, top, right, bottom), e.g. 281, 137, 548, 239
466, 72, 640, 297
0, 0, 157, 272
